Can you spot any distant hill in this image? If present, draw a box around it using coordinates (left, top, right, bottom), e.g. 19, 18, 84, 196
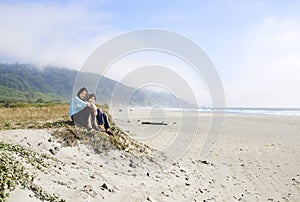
0, 63, 76, 103
0, 63, 195, 108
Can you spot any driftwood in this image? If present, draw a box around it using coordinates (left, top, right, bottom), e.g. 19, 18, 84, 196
141, 121, 167, 126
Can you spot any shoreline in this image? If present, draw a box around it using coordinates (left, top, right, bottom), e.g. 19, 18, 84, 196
120, 107, 300, 117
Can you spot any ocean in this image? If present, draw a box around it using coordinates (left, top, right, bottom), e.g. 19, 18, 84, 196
197, 107, 300, 117
129, 107, 300, 117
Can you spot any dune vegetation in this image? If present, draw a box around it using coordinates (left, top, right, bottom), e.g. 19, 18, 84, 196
0, 103, 156, 202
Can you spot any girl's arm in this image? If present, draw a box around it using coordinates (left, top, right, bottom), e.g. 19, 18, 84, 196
74, 96, 90, 110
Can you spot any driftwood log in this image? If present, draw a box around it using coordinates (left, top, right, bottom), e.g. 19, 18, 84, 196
141, 121, 167, 126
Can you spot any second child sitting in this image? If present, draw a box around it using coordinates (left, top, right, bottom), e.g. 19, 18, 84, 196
87, 93, 112, 135
87, 93, 100, 131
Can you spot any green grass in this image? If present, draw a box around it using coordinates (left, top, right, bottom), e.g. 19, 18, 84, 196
0, 86, 67, 104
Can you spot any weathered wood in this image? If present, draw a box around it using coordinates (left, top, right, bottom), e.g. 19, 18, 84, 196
141, 121, 167, 125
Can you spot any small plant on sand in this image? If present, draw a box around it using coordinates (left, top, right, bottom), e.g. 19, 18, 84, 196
0, 141, 65, 202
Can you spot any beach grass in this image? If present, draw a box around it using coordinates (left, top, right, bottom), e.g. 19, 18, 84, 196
0, 103, 69, 130
0, 103, 111, 130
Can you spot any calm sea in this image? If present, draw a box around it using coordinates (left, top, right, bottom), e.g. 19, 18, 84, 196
197, 107, 300, 117
132, 107, 300, 117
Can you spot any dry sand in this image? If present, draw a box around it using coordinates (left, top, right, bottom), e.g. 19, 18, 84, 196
1, 109, 300, 201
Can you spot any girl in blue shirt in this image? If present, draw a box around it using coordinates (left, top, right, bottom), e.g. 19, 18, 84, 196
70, 87, 94, 130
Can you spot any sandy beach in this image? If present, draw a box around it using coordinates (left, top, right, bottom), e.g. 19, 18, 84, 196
1, 109, 300, 201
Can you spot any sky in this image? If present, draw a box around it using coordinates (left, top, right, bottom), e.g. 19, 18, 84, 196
0, 0, 300, 107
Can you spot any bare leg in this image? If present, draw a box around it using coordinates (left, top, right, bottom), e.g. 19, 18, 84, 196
87, 114, 92, 129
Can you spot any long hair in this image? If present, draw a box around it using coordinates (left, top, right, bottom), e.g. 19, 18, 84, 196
77, 87, 88, 101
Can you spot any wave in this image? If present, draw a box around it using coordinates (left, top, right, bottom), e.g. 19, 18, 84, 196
129, 107, 300, 117
197, 107, 300, 117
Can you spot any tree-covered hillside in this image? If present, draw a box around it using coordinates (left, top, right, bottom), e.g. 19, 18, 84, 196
0, 63, 194, 108
0, 63, 76, 102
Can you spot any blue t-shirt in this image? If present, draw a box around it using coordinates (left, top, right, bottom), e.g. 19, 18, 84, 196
69, 96, 88, 116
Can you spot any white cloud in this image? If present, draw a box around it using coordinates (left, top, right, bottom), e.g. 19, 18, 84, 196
0, 1, 117, 68
226, 16, 300, 107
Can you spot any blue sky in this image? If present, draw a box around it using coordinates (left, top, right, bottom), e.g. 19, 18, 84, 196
0, 0, 300, 107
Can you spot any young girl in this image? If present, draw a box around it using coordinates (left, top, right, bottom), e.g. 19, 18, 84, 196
86, 93, 100, 131
87, 93, 98, 116
70, 87, 94, 130
87, 93, 112, 134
